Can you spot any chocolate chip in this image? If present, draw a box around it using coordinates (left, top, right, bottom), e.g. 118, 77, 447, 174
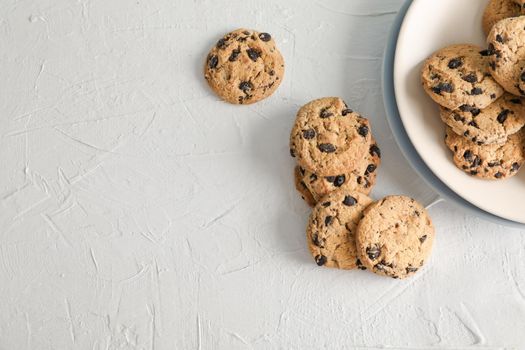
375, 260, 392, 271
324, 216, 333, 226
246, 48, 260, 62
310, 173, 317, 181
290, 148, 295, 157
406, 267, 418, 273
322, 202, 331, 207
512, 162, 521, 172
242, 30, 250, 35
497, 109, 509, 124
365, 164, 376, 175
510, 98, 522, 104
479, 48, 492, 56
369, 144, 381, 158
356, 259, 367, 270
495, 172, 503, 178
488, 161, 499, 167
431, 82, 454, 94
333, 175, 345, 187
470, 170, 479, 176
208, 55, 218, 69
496, 34, 504, 43
471, 108, 481, 117
419, 235, 427, 243
366, 246, 381, 260
320, 108, 333, 118
239, 81, 253, 93
302, 129, 316, 139
258, 32, 271, 42
312, 233, 321, 247
228, 49, 240, 61
358, 125, 369, 137
464, 150, 473, 161
216, 38, 227, 49
318, 143, 336, 153
315, 255, 327, 266
462, 73, 478, 83
342, 108, 353, 116
342, 195, 357, 206
453, 114, 465, 123
448, 58, 463, 69
489, 61, 496, 71
468, 120, 479, 128
491, 93, 497, 99
471, 156, 481, 168
470, 87, 483, 95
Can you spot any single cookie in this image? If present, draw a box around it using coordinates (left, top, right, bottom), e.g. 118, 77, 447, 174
204, 28, 284, 104
482, 0, 523, 36
356, 196, 435, 279
421, 44, 504, 110
307, 190, 373, 270
440, 93, 525, 145
300, 140, 381, 203
294, 166, 316, 207
444, 126, 525, 179
290, 97, 372, 176
488, 17, 525, 96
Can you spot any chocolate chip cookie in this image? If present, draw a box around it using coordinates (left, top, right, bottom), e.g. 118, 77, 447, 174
294, 166, 316, 207
421, 44, 504, 110
204, 28, 285, 104
444, 126, 525, 179
307, 190, 373, 270
487, 17, 525, 96
356, 196, 435, 279
300, 140, 381, 203
482, 0, 523, 36
440, 93, 525, 145
290, 97, 372, 176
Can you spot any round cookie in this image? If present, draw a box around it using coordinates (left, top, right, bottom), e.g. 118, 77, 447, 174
482, 0, 523, 36
306, 190, 373, 270
290, 97, 372, 176
421, 44, 504, 110
294, 166, 316, 207
356, 196, 435, 279
487, 17, 525, 96
300, 140, 381, 203
440, 93, 525, 145
444, 126, 525, 179
204, 28, 284, 104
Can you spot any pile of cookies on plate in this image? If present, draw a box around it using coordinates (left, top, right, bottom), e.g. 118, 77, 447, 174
421, 0, 525, 180
290, 97, 435, 279
203, 28, 436, 280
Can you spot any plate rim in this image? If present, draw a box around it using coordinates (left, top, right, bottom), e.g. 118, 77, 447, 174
382, 0, 525, 228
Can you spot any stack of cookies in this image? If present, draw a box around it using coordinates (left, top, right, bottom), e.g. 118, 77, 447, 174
290, 98, 436, 279
421, 6, 525, 180
290, 97, 381, 207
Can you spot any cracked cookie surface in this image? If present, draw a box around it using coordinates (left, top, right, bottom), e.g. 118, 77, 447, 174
204, 28, 284, 104
290, 97, 372, 176
421, 44, 504, 110
444, 126, 525, 179
440, 93, 525, 145
356, 196, 435, 279
306, 190, 373, 270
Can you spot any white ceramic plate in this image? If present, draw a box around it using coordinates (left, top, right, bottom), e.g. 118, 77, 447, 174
394, 0, 525, 224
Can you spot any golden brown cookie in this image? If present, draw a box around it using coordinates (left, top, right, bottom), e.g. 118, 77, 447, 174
444, 126, 525, 179
294, 166, 316, 207
300, 140, 381, 203
440, 93, 525, 145
356, 196, 435, 279
421, 44, 504, 110
289, 97, 372, 176
204, 28, 284, 104
306, 190, 373, 270
482, 0, 523, 36
487, 17, 525, 96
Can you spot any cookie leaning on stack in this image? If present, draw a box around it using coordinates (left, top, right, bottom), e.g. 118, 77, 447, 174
289, 97, 381, 207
